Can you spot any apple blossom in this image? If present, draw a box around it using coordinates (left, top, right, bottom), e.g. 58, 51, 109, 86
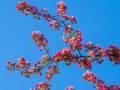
7, 1, 120, 90
65, 86, 75, 90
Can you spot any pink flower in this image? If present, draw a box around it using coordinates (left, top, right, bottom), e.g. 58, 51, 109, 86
65, 86, 75, 90
69, 29, 82, 50
99, 48, 106, 56
107, 45, 120, 64
84, 41, 92, 47
97, 84, 107, 90
57, 1, 67, 15
42, 55, 48, 63
29, 67, 35, 73
62, 15, 68, 20
7, 60, 11, 64
18, 57, 25, 62
25, 61, 30, 67
32, 31, 48, 49
20, 72, 23, 75
49, 21, 57, 26
64, 25, 72, 34
16, 1, 28, 11
34, 61, 40, 66
52, 48, 74, 62
78, 58, 92, 69
109, 84, 119, 90
69, 16, 77, 23
88, 51, 96, 57
18, 57, 26, 66
61, 48, 72, 55
83, 71, 97, 83
41, 8, 47, 12
35, 82, 50, 90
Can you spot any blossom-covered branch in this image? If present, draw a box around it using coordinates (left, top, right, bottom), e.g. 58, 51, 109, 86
6, 1, 120, 90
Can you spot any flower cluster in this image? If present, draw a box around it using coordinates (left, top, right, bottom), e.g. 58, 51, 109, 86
16, 1, 29, 11
7, 58, 41, 78
7, 57, 30, 71
45, 66, 59, 80
62, 15, 77, 23
95, 81, 120, 90
7, 57, 32, 78
30, 82, 51, 90
94, 79, 106, 90
69, 30, 82, 50
96, 84, 119, 90
26, 61, 42, 77
83, 71, 120, 90
107, 45, 120, 64
16, 1, 52, 20
83, 71, 97, 83
63, 29, 82, 51
108, 84, 119, 90
88, 48, 106, 57
18, 57, 30, 68
78, 57, 92, 69
57, 1, 67, 15
32, 31, 48, 51
84, 41, 107, 56
16, 1, 39, 16
49, 20, 61, 30
64, 25, 72, 34
52, 48, 74, 64
84, 41, 107, 64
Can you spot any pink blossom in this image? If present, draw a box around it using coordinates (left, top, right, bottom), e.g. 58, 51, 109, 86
57, 1, 67, 15
42, 55, 48, 63
32, 31, 48, 50
64, 25, 72, 34
84, 41, 92, 47
35, 82, 50, 90
88, 51, 96, 57
52, 48, 74, 62
78, 58, 92, 69
41, 8, 47, 12
69, 30, 82, 50
29, 67, 35, 73
49, 21, 57, 26
62, 15, 69, 20
7, 60, 11, 64
107, 45, 120, 64
34, 61, 40, 66
69, 16, 77, 23
99, 48, 106, 56
83, 71, 97, 83
65, 86, 74, 90
16, 1, 28, 11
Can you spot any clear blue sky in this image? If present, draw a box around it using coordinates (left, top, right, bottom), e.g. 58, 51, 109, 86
0, 0, 120, 90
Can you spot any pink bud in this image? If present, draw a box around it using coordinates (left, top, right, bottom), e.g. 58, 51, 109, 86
7, 60, 11, 64
20, 72, 23, 75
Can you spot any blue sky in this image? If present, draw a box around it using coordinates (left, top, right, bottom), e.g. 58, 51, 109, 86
0, 0, 120, 90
